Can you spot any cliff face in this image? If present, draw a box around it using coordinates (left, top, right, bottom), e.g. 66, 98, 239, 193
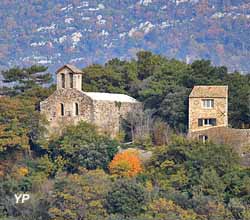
1, 0, 250, 72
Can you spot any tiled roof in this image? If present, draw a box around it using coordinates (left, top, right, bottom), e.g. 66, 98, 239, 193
83, 92, 139, 103
189, 85, 228, 98
56, 64, 83, 74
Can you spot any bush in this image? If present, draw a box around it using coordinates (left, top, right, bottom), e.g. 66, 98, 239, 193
49, 122, 118, 172
49, 170, 111, 220
109, 149, 143, 177
106, 179, 147, 217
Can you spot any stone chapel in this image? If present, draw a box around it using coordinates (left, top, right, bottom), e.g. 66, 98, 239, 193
40, 64, 141, 137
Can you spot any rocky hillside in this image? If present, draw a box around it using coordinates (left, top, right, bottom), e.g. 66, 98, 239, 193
1, 0, 250, 73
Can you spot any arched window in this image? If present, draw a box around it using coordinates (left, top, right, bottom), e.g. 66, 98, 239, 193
60, 103, 64, 116
69, 73, 73, 88
61, 73, 65, 88
75, 103, 79, 116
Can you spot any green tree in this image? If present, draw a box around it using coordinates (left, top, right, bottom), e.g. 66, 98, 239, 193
49, 122, 118, 172
145, 198, 199, 220
147, 136, 239, 193
159, 86, 190, 131
1, 65, 52, 97
192, 168, 226, 200
106, 179, 147, 217
49, 170, 111, 220
225, 72, 250, 128
82, 64, 126, 94
0, 96, 47, 155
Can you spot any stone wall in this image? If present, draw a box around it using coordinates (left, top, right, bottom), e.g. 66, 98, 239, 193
189, 127, 250, 166
56, 67, 82, 91
92, 101, 142, 138
40, 89, 142, 138
40, 89, 93, 133
189, 97, 228, 132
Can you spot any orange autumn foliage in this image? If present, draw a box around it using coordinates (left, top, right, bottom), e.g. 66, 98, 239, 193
109, 150, 143, 177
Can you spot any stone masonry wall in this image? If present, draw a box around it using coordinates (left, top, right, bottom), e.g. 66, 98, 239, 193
189, 127, 250, 166
189, 97, 228, 132
41, 89, 142, 137
40, 89, 93, 133
92, 101, 142, 138
57, 67, 82, 91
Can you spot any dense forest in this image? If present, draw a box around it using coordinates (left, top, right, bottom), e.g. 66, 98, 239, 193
0, 51, 250, 219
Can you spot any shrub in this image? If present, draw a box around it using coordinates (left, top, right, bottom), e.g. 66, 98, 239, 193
109, 150, 143, 177
49, 170, 111, 220
106, 179, 147, 217
49, 122, 118, 172
147, 198, 199, 220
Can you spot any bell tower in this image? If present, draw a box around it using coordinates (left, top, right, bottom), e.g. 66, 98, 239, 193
56, 64, 83, 91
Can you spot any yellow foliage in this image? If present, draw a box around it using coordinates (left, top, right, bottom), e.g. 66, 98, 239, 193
17, 167, 29, 177
148, 198, 199, 220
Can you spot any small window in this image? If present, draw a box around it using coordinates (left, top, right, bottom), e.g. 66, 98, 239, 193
199, 135, 208, 143
202, 99, 214, 109
198, 118, 217, 127
61, 74, 65, 88
69, 73, 73, 88
211, 118, 217, 126
198, 119, 203, 127
204, 119, 210, 126
75, 103, 79, 116
60, 103, 64, 116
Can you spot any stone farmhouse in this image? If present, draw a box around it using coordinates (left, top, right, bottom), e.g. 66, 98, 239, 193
40, 64, 141, 137
188, 85, 250, 165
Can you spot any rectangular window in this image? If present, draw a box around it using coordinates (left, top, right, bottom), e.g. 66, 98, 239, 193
61, 74, 65, 88
199, 135, 208, 143
198, 119, 203, 127
69, 73, 73, 88
202, 99, 214, 109
211, 118, 217, 126
75, 103, 79, 116
60, 103, 64, 116
198, 118, 217, 127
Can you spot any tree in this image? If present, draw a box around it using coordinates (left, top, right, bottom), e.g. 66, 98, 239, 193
152, 119, 172, 146
0, 176, 50, 220
0, 96, 47, 155
225, 72, 250, 128
49, 170, 111, 220
147, 136, 239, 193
146, 198, 199, 220
82, 64, 126, 94
1, 65, 52, 96
109, 149, 143, 177
49, 122, 118, 172
159, 86, 190, 131
192, 168, 226, 200
136, 51, 165, 80
106, 179, 147, 217
124, 109, 154, 145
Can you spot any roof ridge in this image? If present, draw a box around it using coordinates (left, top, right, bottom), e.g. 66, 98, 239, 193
190, 85, 228, 98
83, 91, 139, 103
56, 64, 83, 74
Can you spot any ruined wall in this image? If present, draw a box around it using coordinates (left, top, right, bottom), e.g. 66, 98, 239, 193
40, 89, 93, 133
189, 97, 228, 132
189, 127, 250, 166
